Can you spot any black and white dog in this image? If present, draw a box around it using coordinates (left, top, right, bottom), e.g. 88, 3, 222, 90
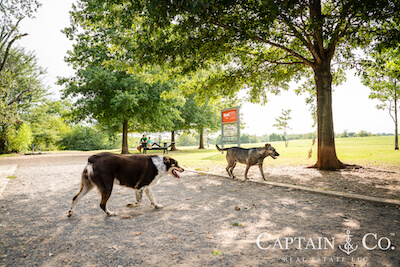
68, 152, 184, 217
216, 144, 279, 180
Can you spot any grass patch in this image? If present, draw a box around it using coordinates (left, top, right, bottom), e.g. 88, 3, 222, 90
7, 175, 16, 179
1, 136, 397, 171
164, 136, 399, 171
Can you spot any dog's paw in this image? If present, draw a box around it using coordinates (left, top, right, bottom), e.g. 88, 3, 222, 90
67, 211, 73, 218
154, 204, 164, 209
126, 203, 141, 208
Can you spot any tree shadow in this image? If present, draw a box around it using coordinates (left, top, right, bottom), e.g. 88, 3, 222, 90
0, 158, 399, 266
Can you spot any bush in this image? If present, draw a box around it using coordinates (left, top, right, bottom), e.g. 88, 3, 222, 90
177, 133, 198, 146
57, 126, 115, 151
240, 133, 261, 143
269, 133, 283, 141
7, 122, 33, 152
358, 130, 371, 137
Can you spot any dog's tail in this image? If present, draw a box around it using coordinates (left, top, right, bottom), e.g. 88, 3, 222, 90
216, 144, 228, 152
82, 166, 89, 180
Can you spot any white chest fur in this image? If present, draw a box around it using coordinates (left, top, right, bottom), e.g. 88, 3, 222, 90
149, 156, 167, 187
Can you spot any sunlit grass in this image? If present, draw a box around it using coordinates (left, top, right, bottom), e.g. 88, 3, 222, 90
1, 136, 398, 171
164, 136, 399, 171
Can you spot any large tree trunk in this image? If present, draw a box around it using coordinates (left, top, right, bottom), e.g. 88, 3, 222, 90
395, 94, 399, 150
170, 130, 177, 151
198, 127, 205, 149
311, 62, 345, 170
121, 120, 130, 154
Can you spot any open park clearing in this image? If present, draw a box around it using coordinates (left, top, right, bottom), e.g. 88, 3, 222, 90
0, 136, 399, 266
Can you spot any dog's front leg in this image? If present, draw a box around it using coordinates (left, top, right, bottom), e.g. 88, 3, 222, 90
127, 189, 143, 208
244, 165, 251, 179
144, 187, 164, 209
258, 163, 266, 180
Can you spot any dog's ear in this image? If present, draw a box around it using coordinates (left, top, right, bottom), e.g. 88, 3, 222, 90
163, 157, 170, 164
265, 143, 271, 148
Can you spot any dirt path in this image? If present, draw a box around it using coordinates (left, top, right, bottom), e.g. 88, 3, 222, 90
207, 164, 400, 201
0, 153, 399, 266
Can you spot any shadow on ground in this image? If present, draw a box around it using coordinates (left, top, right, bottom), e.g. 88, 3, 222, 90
214, 164, 400, 201
0, 154, 399, 266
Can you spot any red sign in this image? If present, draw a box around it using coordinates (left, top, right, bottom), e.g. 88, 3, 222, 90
222, 108, 238, 124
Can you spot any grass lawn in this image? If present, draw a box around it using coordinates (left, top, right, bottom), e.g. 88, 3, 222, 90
154, 136, 399, 171
1, 136, 398, 171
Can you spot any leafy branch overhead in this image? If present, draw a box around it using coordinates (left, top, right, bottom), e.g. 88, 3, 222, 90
360, 46, 400, 150
64, 0, 399, 167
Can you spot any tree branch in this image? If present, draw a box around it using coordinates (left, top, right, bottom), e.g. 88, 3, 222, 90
309, 0, 325, 62
326, 5, 354, 59
7, 84, 32, 106
210, 19, 314, 67
388, 100, 396, 124
250, 35, 314, 67
0, 17, 24, 52
299, 6, 318, 60
268, 60, 305, 65
0, 32, 28, 72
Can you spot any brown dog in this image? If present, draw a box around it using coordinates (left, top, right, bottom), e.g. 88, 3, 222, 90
68, 152, 184, 217
216, 144, 279, 180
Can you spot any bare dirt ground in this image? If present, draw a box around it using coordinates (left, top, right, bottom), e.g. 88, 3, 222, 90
208, 164, 400, 201
0, 153, 400, 266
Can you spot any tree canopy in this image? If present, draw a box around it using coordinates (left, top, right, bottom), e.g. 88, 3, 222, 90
360, 46, 400, 150
59, 66, 183, 153
0, 0, 45, 154
0, 47, 47, 153
1, 0, 41, 72
72, 0, 400, 169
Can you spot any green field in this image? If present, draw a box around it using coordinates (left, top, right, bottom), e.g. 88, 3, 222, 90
1, 136, 398, 171
159, 136, 399, 171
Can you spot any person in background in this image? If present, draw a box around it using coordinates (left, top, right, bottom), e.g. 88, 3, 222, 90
147, 136, 152, 148
137, 134, 147, 152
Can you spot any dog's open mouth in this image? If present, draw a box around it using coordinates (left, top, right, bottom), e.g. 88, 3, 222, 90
270, 154, 277, 159
172, 168, 184, 179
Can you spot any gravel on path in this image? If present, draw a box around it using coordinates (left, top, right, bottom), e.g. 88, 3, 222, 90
0, 153, 399, 266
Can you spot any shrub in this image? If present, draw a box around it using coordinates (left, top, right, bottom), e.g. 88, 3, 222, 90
269, 133, 283, 141
358, 130, 371, 137
57, 126, 114, 151
177, 133, 198, 146
7, 122, 33, 152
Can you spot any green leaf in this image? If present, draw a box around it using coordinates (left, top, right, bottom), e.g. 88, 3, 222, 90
212, 250, 221, 256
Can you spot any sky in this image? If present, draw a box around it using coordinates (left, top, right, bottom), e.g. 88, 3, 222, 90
18, 0, 394, 136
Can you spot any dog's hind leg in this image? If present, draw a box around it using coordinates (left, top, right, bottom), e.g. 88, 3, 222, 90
127, 189, 143, 208
229, 162, 237, 178
226, 162, 237, 178
225, 165, 232, 178
97, 179, 116, 216
144, 187, 164, 209
68, 168, 94, 218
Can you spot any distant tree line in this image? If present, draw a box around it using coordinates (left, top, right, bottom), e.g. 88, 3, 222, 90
337, 130, 396, 138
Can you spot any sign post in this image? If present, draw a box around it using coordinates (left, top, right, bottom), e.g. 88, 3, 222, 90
221, 107, 240, 149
